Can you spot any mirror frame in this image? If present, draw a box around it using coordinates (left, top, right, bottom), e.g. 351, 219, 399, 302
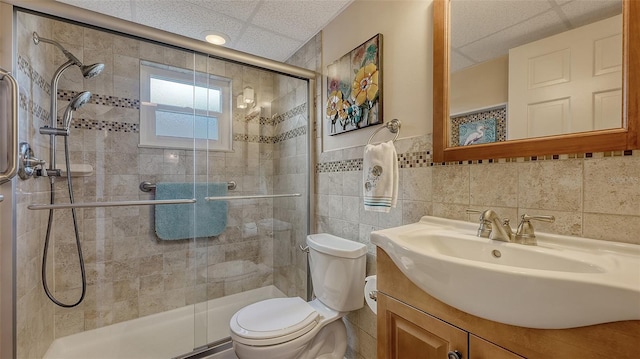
433, 0, 639, 162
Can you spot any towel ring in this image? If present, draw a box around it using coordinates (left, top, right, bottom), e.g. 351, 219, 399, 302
367, 119, 401, 145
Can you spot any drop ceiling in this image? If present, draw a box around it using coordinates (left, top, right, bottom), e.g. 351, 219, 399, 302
56, 0, 353, 62
55, 0, 622, 69
451, 0, 622, 73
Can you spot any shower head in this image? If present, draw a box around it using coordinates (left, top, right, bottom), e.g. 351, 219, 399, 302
33, 32, 104, 79
81, 63, 105, 79
62, 91, 92, 130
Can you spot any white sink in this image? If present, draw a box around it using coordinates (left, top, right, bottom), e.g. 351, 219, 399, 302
371, 216, 640, 329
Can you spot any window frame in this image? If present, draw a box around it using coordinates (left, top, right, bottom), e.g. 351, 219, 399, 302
139, 60, 233, 151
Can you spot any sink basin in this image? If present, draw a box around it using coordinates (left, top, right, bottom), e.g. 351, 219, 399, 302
371, 216, 640, 329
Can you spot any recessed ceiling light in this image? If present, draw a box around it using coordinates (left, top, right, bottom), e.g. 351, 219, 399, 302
203, 31, 229, 46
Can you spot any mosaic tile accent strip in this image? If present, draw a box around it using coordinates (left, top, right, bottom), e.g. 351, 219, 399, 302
316, 151, 432, 173
431, 149, 637, 167
273, 103, 307, 126
233, 125, 307, 144
56, 118, 140, 133
19, 92, 51, 124
58, 90, 140, 110
17, 55, 51, 95
233, 111, 274, 126
275, 125, 306, 143
398, 151, 432, 168
316, 148, 639, 173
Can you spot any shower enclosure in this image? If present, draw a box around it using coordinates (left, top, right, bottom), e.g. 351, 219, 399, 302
0, 2, 314, 358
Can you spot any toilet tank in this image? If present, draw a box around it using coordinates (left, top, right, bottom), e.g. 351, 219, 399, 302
307, 234, 367, 312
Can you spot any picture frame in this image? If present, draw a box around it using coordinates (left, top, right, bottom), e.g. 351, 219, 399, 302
450, 104, 507, 147
326, 34, 383, 136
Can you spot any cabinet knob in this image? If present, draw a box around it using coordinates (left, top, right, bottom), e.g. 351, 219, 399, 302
447, 350, 463, 359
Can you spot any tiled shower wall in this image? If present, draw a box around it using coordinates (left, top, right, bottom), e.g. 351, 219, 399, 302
15, 10, 308, 357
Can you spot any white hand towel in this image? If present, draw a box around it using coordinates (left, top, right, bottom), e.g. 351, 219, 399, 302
363, 140, 398, 213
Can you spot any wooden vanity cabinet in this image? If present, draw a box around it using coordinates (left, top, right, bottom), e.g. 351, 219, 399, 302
376, 248, 640, 359
378, 292, 521, 359
378, 293, 468, 359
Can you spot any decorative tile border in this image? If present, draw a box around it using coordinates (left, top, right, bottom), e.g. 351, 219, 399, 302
398, 151, 432, 168
273, 103, 307, 126
58, 90, 140, 110
275, 125, 306, 143
17, 55, 51, 95
316, 149, 637, 173
19, 92, 50, 124
316, 151, 432, 173
434, 149, 636, 166
63, 118, 139, 133
233, 111, 274, 126
233, 125, 307, 144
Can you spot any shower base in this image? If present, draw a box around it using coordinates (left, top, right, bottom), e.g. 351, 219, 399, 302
43, 286, 286, 359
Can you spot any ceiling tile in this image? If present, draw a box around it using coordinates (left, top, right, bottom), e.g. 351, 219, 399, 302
458, 10, 568, 65
59, 0, 133, 21
184, 0, 260, 22
251, 0, 351, 41
450, 50, 477, 73
560, 0, 622, 28
451, 0, 552, 48
235, 25, 302, 61
132, 1, 246, 46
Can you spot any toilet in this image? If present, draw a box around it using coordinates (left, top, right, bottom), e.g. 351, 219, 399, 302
229, 233, 367, 359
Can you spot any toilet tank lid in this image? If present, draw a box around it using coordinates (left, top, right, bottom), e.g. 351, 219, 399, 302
307, 233, 367, 258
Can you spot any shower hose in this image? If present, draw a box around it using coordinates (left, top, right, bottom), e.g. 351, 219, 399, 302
42, 136, 87, 308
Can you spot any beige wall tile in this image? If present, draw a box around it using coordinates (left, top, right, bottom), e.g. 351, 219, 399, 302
584, 156, 640, 216
402, 167, 432, 201
582, 213, 640, 245
470, 163, 517, 207
432, 165, 470, 204
517, 160, 583, 211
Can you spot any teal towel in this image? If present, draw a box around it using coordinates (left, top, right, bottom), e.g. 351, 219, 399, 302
155, 182, 228, 240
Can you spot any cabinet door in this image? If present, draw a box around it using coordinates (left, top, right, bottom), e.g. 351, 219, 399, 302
378, 293, 468, 359
470, 335, 525, 359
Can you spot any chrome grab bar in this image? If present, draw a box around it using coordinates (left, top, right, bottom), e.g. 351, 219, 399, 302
0, 67, 19, 185
205, 193, 301, 201
140, 181, 237, 192
27, 198, 196, 210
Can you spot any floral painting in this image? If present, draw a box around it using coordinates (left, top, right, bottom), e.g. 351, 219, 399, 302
326, 34, 382, 135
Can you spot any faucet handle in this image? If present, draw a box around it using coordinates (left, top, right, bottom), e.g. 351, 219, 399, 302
515, 214, 555, 245
466, 209, 492, 238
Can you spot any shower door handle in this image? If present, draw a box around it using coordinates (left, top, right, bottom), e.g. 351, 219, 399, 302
0, 67, 19, 185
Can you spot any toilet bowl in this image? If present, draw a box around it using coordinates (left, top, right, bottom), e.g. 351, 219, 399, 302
229, 233, 367, 359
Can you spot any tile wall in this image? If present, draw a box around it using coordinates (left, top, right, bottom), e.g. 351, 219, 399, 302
292, 30, 640, 359
15, 10, 308, 358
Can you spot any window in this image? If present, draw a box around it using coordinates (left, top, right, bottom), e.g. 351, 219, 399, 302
140, 60, 232, 151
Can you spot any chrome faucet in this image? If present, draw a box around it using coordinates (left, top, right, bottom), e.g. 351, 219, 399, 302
467, 209, 555, 245
479, 209, 512, 242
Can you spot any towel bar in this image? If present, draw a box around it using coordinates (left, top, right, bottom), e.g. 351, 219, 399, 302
205, 193, 301, 201
139, 181, 236, 192
367, 118, 401, 145
27, 198, 196, 210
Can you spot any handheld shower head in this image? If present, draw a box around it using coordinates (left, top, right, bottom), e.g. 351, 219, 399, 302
81, 63, 105, 79
33, 32, 104, 79
62, 91, 92, 130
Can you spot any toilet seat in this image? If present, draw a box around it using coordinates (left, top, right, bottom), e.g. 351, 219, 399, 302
230, 297, 320, 346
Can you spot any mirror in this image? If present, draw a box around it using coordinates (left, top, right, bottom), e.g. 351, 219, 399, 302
433, 0, 639, 162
